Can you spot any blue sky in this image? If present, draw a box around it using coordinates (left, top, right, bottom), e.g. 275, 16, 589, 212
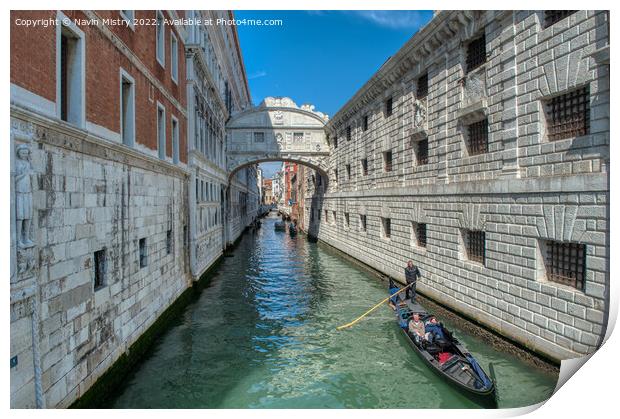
234, 10, 434, 178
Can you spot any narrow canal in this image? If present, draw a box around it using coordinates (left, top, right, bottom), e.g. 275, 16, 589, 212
106, 212, 559, 409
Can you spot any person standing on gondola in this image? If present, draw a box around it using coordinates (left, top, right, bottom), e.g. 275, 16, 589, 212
404, 260, 421, 301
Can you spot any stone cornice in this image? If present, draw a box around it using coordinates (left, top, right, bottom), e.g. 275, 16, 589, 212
322, 172, 608, 199
11, 105, 189, 179
327, 10, 477, 132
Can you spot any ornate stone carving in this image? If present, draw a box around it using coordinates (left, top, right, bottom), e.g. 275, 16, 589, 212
413, 99, 427, 129
273, 110, 284, 125
462, 71, 486, 108
15, 144, 34, 249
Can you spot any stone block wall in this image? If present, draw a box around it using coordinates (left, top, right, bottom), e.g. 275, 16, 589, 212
304, 10, 609, 362
10, 109, 190, 407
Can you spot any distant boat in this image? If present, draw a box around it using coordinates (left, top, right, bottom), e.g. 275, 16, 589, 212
274, 221, 286, 231
388, 279, 497, 407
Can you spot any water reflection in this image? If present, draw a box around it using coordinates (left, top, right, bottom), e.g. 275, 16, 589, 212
107, 213, 558, 409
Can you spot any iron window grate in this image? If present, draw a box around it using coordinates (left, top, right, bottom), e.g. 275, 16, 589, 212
417, 139, 429, 165
544, 11, 577, 28
363, 115, 369, 131
467, 119, 489, 155
94, 249, 106, 290
360, 214, 367, 231
545, 241, 586, 290
345, 212, 350, 227
417, 223, 427, 247
346, 164, 351, 179
466, 34, 486, 73
346, 126, 351, 141
361, 159, 368, 175
545, 87, 590, 141
383, 218, 391, 238
386, 97, 393, 117
467, 230, 485, 264
384, 151, 393, 172
417, 73, 429, 99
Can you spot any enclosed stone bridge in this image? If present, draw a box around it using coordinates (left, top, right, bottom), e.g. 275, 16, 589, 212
226, 97, 331, 178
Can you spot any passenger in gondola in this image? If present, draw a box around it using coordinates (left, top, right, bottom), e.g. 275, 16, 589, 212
408, 313, 426, 344
404, 260, 421, 301
424, 316, 446, 344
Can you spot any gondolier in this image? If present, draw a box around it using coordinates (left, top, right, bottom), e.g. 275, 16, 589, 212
404, 260, 421, 301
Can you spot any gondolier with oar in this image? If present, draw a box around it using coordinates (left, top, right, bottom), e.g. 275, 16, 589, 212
404, 260, 421, 301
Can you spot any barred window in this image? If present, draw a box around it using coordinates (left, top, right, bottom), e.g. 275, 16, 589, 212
360, 214, 367, 232
545, 241, 586, 290
465, 230, 485, 264
293, 132, 304, 142
467, 119, 489, 155
466, 34, 486, 73
253, 132, 264, 143
344, 212, 350, 227
363, 115, 369, 131
139, 238, 147, 268
416, 223, 427, 248
417, 73, 429, 99
166, 229, 172, 254
361, 158, 368, 176
335, 168, 339, 182
346, 126, 351, 141
333, 136, 338, 149
324, 209, 328, 222
332, 211, 337, 225
544, 11, 577, 28
417, 139, 429, 165
545, 87, 590, 141
386, 97, 393, 117
384, 151, 393, 172
382, 218, 391, 239
94, 249, 106, 290
346, 164, 351, 180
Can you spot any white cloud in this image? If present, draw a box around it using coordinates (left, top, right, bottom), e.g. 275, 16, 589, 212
248, 70, 267, 80
348, 10, 428, 30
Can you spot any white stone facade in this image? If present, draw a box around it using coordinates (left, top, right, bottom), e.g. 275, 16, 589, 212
302, 10, 610, 362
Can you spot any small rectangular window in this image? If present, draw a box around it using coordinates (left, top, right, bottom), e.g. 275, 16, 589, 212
417, 139, 428, 165
156, 11, 165, 66
545, 87, 590, 141
544, 240, 586, 290
94, 249, 106, 290
293, 132, 304, 142
332, 211, 337, 225
466, 34, 486, 73
139, 238, 147, 268
467, 119, 488, 156
465, 230, 485, 264
344, 212, 350, 228
361, 158, 368, 176
121, 73, 135, 146
166, 230, 172, 254
346, 126, 351, 141
363, 115, 369, 131
324, 209, 328, 222
346, 164, 351, 180
254, 132, 265, 142
385, 97, 393, 117
544, 11, 577, 28
384, 151, 393, 172
171, 117, 179, 164
360, 214, 367, 232
157, 104, 166, 160
335, 168, 339, 183
382, 218, 391, 239
333, 136, 338, 149
417, 73, 429, 99
59, 24, 84, 126
416, 223, 427, 248
171, 32, 179, 82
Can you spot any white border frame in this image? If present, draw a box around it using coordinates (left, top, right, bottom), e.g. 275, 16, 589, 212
170, 30, 179, 84
155, 10, 166, 69
156, 101, 167, 160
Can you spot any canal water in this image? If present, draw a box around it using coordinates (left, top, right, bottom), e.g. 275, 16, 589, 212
106, 213, 558, 409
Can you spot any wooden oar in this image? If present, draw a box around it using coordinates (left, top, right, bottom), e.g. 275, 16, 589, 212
336, 282, 414, 331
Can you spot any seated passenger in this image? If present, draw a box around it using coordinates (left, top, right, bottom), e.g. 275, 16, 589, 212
408, 313, 426, 343
424, 316, 446, 343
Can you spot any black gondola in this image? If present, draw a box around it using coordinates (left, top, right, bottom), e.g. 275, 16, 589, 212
388, 279, 497, 408
274, 221, 286, 231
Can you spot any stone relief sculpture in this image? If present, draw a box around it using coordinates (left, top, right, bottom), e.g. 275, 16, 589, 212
413, 99, 426, 128
15, 144, 34, 249
461, 71, 486, 108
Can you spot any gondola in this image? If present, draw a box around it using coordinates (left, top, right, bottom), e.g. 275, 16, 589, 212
289, 223, 298, 237
274, 221, 286, 231
388, 279, 497, 408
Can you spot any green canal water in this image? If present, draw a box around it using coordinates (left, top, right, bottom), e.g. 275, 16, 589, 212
106, 213, 558, 409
